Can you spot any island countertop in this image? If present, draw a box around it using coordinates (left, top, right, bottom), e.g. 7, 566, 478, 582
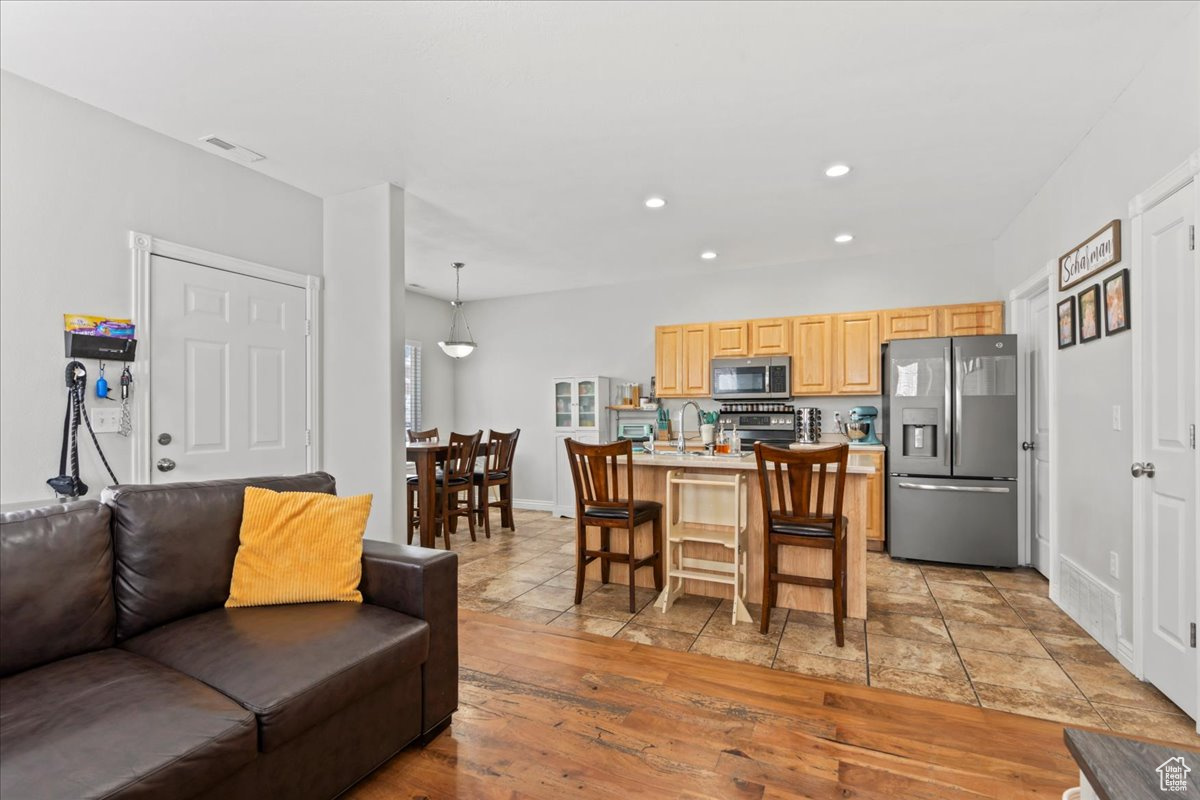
632, 450, 877, 473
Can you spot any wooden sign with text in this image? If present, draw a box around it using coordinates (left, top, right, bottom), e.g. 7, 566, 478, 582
1059, 220, 1121, 291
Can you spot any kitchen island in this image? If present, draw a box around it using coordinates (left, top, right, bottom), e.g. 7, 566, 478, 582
580, 448, 874, 619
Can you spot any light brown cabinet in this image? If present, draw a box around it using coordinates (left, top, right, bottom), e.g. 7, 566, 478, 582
655, 326, 683, 396
882, 307, 939, 342
939, 302, 1005, 336
710, 320, 749, 357
833, 312, 881, 395
654, 301, 1001, 399
750, 318, 791, 355
655, 324, 710, 398
865, 451, 886, 550
681, 324, 710, 395
791, 315, 833, 395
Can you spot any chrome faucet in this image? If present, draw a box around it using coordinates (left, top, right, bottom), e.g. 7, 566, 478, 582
678, 401, 704, 454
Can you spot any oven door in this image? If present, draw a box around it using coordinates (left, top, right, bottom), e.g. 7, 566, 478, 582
711, 359, 771, 399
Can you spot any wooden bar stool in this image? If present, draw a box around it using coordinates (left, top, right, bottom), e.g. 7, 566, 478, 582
563, 438, 664, 613
406, 428, 438, 545
753, 443, 850, 645
436, 430, 482, 549
474, 428, 520, 538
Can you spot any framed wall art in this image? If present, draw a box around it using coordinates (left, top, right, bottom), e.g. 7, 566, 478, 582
1077, 284, 1101, 343
1103, 268, 1130, 335
1057, 296, 1076, 349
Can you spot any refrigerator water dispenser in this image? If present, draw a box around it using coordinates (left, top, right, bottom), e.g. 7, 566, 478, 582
901, 407, 939, 458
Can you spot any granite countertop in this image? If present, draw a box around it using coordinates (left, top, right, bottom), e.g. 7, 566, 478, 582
632, 451, 876, 474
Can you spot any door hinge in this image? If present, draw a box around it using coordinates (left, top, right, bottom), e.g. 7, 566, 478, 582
305, 319, 312, 336
1191, 622, 1196, 648
1191, 423, 1197, 450
1190, 225, 1195, 251
305, 429, 311, 446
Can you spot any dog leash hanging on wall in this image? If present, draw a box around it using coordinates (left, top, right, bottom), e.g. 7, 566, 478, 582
47, 361, 120, 498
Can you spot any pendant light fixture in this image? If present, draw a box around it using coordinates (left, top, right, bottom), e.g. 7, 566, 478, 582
438, 262, 477, 358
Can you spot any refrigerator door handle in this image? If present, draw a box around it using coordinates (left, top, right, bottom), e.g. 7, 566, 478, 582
953, 345, 963, 467
943, 345, 952, 467
897, 482, 1011, 494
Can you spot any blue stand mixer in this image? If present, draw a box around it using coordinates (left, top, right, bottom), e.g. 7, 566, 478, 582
836, 406, 882, 446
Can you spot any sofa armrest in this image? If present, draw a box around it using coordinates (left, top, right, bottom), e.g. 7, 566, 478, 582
360, 540, 458, 736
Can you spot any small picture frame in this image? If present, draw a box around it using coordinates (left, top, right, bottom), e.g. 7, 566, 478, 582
1103, 268, 1130, 335
1077, 284, 1101, 343
1057, 296, 1076, 349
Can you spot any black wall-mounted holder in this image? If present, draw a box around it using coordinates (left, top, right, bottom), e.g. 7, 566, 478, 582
64, 332, 137, 362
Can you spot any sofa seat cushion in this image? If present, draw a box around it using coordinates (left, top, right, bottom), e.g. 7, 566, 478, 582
0, 649, 256, 800
121, 603, 429, 752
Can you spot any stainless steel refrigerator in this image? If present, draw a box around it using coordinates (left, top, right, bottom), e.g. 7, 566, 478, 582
883, 335, 1018, 567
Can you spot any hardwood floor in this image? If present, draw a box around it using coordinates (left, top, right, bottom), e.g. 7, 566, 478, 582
347, 610, 1085, 799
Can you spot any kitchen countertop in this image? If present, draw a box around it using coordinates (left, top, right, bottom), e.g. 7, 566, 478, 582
632, 451, 876, 474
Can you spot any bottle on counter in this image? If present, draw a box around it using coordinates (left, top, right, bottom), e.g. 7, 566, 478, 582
731, 423, 741, 454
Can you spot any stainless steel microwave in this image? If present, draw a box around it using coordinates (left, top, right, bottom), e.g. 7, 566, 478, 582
710, 356, 791, 400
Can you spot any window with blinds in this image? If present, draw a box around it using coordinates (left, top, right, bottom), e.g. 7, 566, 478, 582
404, 340, 422, 433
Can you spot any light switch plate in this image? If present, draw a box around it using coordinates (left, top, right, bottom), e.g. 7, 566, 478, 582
90, 407, 121, 434
1111, 405, 1121, 431
1109, 551, 1119, 580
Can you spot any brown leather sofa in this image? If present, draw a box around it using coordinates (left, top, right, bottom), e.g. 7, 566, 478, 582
0, 473, 457, 800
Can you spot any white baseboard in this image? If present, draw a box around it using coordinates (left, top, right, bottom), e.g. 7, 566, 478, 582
514, 498, 553, 513
1116, 637, 1137, 675
1058, 554, 1122, 656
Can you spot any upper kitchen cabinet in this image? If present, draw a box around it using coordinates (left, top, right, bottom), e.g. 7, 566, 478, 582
938, 302, 1005, 336
655, 324, 709, 397
833, 312, 880, 394
882, 307, 939, 342
710, 320, 750, 357
681, 324, 711, 395
749, 318, 791, 355
791, 315, 833, 395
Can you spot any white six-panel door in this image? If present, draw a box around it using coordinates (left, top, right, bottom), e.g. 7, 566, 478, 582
1137, 184, 1197, 718
149, 255, 309, 482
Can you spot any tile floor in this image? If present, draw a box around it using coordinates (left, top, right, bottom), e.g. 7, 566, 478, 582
451, 508, 1200, 747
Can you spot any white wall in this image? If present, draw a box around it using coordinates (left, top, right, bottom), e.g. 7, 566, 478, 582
323, 185, 407, 542
0, 70, 322, 506
993, 7, 1200, 654
404, 291, 457, 436
453, 240, 1000, 505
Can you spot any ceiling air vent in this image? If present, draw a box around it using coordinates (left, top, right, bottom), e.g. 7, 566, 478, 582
199, 135, 265, 164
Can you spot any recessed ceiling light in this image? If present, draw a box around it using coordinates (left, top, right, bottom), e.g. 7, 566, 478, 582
644, 196, 667, 209
825, 164, 851, 178
700, 250, 717, 260
834, 233, 854, 244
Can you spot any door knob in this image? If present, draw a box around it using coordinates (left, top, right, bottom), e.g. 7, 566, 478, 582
1143, 462, 1156, 478
156, 458, 176, 473
1021, 441, 1034, 451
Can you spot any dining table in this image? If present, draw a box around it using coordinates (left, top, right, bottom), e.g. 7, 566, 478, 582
407, 440, 491, 549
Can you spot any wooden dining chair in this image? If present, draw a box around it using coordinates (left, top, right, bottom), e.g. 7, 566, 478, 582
474, 428, 520, 538
563, 438, 664, 613
435, 430, 483, 549
753, 442, 850, 645
406, 428, 439, 545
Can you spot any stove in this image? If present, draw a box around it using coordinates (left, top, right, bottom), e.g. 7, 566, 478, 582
718, 402, 796, 448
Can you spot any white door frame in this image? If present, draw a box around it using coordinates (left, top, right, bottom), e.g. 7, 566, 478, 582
1008, 262, 1058, 586
1127, 151, 1199, 685
129, 231, 323, 483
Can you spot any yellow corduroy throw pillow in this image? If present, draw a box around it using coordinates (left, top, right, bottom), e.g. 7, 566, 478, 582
226, 486, 373, 608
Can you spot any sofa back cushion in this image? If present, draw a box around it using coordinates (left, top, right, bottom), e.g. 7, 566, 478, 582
103, 473, 336, 640
0, 501, 116, 676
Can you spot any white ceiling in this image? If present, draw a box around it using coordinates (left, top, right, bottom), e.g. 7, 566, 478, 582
0, 1, 1191, 300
